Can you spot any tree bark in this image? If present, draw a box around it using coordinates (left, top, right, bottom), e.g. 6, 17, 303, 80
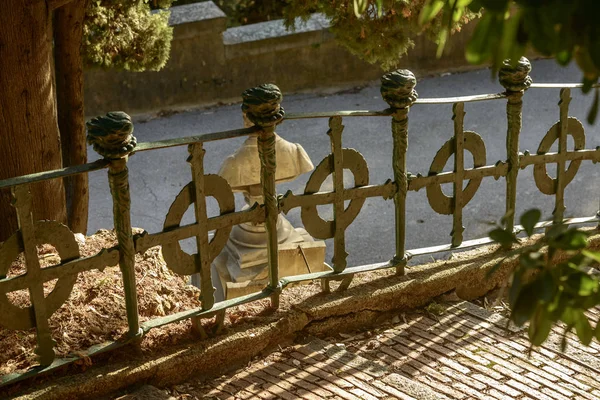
0, 0, 67, 241
54, 0, 89, 234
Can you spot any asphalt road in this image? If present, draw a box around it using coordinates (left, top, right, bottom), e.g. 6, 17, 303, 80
88, 59, 600, 268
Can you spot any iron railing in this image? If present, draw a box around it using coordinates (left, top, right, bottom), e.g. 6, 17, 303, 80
1, 57, 599, 387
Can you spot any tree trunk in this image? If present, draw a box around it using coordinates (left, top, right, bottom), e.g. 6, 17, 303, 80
0, 0, 67, 241
54, 0, 89, 234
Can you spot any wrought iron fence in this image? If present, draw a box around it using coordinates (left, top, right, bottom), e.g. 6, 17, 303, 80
1, 56, 599, 387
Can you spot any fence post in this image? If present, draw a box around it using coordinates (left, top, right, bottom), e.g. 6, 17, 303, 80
187, 142, 215, 312
451, 102, 466, 247
11, 185, 55, 365
381, 70, 418, 275
242, 85, 284, 309
553, 88, 571, 226
500, 57, 532, 233
87, 112, 142, 340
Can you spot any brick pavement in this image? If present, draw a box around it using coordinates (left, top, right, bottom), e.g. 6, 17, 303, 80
189, 302, 600, 400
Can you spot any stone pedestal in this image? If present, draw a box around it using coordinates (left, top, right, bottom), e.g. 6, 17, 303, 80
212, 215, 330, 300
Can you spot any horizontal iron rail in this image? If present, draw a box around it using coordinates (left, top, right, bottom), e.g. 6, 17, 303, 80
0, 340, 129, 388
413, 93, 508, 104
408, 164, 508, 191
0, 248, 120, 291
285, 109, 394, 119
283, 94, 508, 120
531, 83, 600, 89
133, 126, 259, 152
520, 148, 600, 167
141, 290, 271, 331
280, 214, 600, 285
0, 159, 109, 190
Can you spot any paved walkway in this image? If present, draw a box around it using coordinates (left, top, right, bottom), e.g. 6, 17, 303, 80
184, 301, 600, 400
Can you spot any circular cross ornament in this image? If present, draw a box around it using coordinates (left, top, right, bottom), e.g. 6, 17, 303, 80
301, 149, 369, 240
162, 174, 235, 276
0, 221, 80, 331
426, 131, 487, 215
534, 117, 585, 195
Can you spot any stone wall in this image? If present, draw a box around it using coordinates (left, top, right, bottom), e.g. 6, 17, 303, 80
84, 1, 477, 116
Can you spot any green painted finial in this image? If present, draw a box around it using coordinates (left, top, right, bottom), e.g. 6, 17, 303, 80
499, 57, 533, 92
381, 69, 418, 109
241, 84, 285, 127
87, 111, 137, 159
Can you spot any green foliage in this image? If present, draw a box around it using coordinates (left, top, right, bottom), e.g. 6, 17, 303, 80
489, 209, 600, 350
283, 0, 477, 71
421, 0, 600, 123
83, 0, 175, 72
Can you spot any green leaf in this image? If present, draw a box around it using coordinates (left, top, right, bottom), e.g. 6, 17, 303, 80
508, 271, 522, 308
519, 251, 543, 270
497, 8, 525, 68
529, 306, 552, 346
511, 285, 539, 326
375, 0, 383, 17
419, 0, 446, 25
353, 0, 367, 18
436, 28, 449, 58
561, 307, 578, 326
583, 76, 598, 94
568, 253, 588, 268
587, 87, 599, 125
556, 50, 573, 66
574, 311, 593, 345
563, 273, 598, 296
552, 228, 588, 250
588, 28, 600, 72
465, 12, 494, 64
530, 272, 557, 303
548, 292, 567, 319
546, 223, 568, 239
520, 209, 541, 237
580, 293, 600, 310
578, 275, 599, 297
582, 250, 600, 263
489, 228, 518, 247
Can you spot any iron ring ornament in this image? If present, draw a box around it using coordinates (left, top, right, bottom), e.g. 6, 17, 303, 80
301, 148, 369, 240
0, 221, 80, 331
162, 174, 235, 275
533, 117, 585, 195
427, 131, 487, 215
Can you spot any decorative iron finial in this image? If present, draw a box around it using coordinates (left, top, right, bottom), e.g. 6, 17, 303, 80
499, 57, 532, 92
381, 69, 418, 109
87, 111, 136, 159
241, 84, 285, 127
